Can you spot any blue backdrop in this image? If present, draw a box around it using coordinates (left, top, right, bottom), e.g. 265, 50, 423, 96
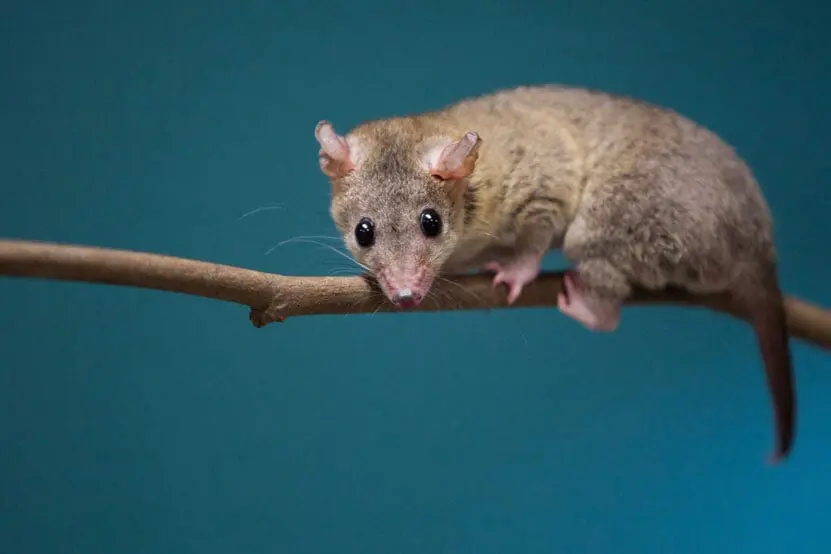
2, 1, 830, 553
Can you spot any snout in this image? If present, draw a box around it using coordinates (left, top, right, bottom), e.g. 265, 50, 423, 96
378, 268, 433, 310
391, 288, 422, 309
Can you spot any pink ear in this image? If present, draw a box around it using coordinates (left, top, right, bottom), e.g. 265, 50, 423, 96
315, 120, 355, 179
427, 131, 481, 180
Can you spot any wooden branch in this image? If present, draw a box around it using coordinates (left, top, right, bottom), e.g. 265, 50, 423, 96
1, 239, 829, 350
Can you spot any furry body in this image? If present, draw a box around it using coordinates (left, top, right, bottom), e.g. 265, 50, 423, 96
314, 84, 795, 461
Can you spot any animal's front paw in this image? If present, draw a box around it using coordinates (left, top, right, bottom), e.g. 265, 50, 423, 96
484, 254, 541, 304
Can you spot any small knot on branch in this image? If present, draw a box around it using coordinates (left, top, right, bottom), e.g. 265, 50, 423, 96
249, 289, 288, 328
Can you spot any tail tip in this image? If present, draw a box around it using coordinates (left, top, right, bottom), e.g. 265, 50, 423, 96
766, 445, 792, 466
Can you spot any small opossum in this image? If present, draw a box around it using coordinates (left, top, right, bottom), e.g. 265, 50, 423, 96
314, 85, 795, 462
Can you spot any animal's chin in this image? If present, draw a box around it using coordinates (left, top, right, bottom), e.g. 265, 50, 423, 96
393, 294, 421, 310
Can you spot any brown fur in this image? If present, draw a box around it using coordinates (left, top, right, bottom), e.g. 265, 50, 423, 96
315, 84, 795, 461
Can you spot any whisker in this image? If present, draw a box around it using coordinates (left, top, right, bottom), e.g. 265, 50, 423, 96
328, 268, 364, 277
346, 287, 385, 314
274, 235, 343, 243
444, 288, 465, 311
426, 285, 459, 311
238, 204, 285, 220
424, 289, 443, 310
371, 298, 387, 316
435, 275, 483, 304
265, 237, 369, 272
320, 257, 369, 274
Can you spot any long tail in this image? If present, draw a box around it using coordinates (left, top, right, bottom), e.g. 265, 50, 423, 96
734, 268, 796, 463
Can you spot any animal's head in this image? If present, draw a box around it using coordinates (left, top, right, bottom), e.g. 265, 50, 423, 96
314, 118, 481, 308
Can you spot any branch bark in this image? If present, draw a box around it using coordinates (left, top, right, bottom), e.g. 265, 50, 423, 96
1, 239, 829, 350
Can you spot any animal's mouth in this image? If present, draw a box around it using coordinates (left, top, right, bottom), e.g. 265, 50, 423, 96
395, 292, 419, 309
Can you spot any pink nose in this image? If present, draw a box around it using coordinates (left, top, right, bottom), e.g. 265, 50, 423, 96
392, 288, 421, 308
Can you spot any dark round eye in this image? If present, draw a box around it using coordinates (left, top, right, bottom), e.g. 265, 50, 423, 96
419, 209, 442, 238
354, 217, 375, 248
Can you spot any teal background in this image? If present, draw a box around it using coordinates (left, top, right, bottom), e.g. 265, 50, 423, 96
1, 1, 829, 553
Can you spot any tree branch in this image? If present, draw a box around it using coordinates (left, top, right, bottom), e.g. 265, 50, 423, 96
1, 239, 829, 350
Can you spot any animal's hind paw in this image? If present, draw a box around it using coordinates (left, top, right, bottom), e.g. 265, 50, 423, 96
557, 270, 619, 332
